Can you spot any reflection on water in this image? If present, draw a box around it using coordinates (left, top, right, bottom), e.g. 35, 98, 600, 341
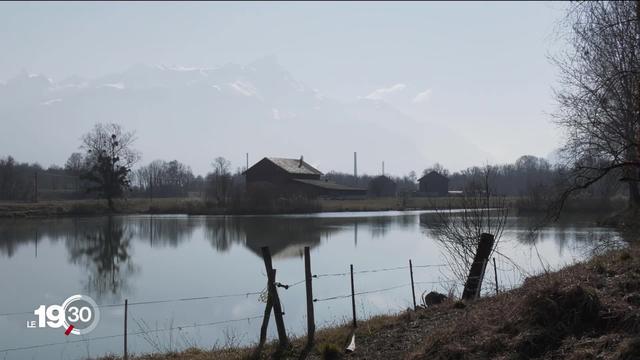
66, 217, 135, 298
0, 213, 625, 292
0, 214, 422, 261
0, 212, 624, 360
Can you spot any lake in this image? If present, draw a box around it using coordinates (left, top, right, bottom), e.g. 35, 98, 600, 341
0, 211, 623, 359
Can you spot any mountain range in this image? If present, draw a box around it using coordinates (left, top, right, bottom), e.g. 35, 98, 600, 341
0, 57, 490, 176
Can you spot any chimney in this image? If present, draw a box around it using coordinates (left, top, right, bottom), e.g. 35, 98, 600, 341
354, 152, 357, 179
299, 155, 304, 167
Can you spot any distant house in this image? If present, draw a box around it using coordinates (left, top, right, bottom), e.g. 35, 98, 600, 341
368, 175, 397, 197
243, 157, 366, 198
418, 171, 449, 196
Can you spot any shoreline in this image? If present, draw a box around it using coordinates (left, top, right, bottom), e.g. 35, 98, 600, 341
0, 196, 624, 219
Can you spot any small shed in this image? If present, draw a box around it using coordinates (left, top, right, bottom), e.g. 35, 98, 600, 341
368, 175, 397, 197
418, 171, 449, 196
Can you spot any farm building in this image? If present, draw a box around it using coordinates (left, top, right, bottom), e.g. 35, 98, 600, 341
368, 175, 397, 197
244, 157, 366, 198
418, 171, 449, 196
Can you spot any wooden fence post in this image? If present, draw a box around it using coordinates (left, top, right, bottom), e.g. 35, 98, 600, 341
409, 259, 417, 310
493, 257, 499, 295
350, 264, 357, 328
304, 247, 315, 347
124, 299, 128, 360
261, 246, 289, 348
253, 271, 274, 359
462, 233, 495, 300
474, 259, 488, 299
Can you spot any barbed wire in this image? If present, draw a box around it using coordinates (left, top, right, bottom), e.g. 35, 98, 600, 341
412, 264, 448, 268
312, 263, 447, 278
0, 290, 264, 318
314, 283, 410, 302
0, 314, 263, 353
275, 279, 306, 290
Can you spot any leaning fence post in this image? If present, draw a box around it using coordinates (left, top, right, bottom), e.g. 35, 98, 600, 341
474, 259, 488, 299
253, 272, 274, 359
493, 257, 499, 295
462, 233, 495, 300
124, 299, 128, 360
350, 264, 357, 328
409, 259, 417, 310
261, 246, 289, 348
304, 246, 315, 347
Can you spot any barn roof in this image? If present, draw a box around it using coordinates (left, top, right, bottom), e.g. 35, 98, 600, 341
292, 179, 366, 191
418, 171, 448, 182
265, 157, 323, 176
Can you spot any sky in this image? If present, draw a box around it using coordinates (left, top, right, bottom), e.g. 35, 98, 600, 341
0, 1, 569, 175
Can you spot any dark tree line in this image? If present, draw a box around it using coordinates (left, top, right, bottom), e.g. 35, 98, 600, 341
0, 156, 86, 201
133, 159, 198, 198
325, 171, 417, 196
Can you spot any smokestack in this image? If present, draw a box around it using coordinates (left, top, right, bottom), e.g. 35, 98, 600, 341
354, 152, 357, 179
382, 161, 385, 176
299, 155, 304, 167
246, 153, 249, 170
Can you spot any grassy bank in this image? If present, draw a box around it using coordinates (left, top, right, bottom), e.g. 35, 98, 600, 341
0, 196, 473, 218
96, 239, 639, 360
0, 196, 625, 218
0, 198, 210, 218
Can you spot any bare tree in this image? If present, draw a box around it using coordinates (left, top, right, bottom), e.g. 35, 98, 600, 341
134, 159, 194, 198
430, 166, 508, 284
552, 1, 640, 212
423, 163, 449, 177
81, 123, 140, 210
64, 152, 86, 175
207, 157, 232, 205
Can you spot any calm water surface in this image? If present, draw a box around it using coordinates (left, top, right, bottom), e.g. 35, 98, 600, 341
0, 211, 622, 359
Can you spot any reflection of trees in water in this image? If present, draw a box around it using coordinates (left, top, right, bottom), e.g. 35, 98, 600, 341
0, 218, 76, 257
419, 213, 623, 257
0, 214, 421, 261
66, 217, 136, 299
0, 216, 197, 259
129, 216, 197, 248
204, 217, 246, 252
365, 215, 415, 238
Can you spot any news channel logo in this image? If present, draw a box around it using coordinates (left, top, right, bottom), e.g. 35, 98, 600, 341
27, 294, 100, 336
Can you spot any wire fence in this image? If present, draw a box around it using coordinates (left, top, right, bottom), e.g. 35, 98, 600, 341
0, 314, 264, 353
0, 255, 524, 356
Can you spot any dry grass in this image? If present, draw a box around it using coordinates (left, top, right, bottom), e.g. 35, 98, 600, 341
0, 197, 209, 218
408, 245, 640, 360
1, 195, 621, 218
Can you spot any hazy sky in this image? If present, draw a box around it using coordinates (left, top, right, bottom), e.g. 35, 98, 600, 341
0, 1, 568, 175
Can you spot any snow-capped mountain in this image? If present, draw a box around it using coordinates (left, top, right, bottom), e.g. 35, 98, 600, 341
0, 58, 489, 175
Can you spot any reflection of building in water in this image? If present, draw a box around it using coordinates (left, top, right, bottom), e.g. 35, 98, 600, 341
240, 217, 334, 259
202, 215, 418, 259
0, 214, 420, 261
